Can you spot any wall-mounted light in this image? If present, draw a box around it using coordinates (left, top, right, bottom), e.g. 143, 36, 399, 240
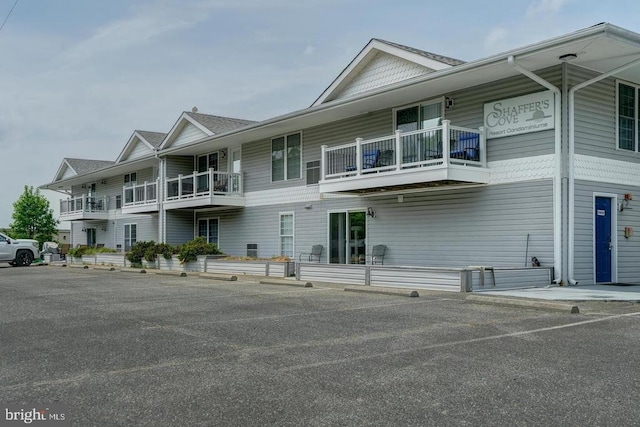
81, 184, 86, 189
366, 207, 375, 218
100, 179, 107, 184
101, 226, 107, 231
304, 204, 312, 210
81, 228, 86, 232
619, 193, 633, 212
445, 96, 454, 110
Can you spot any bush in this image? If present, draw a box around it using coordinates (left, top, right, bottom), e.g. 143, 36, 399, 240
156, 243, 178, 260
178, 237, 222, 264
68, 246, 118, 258
126, 241, 157, 265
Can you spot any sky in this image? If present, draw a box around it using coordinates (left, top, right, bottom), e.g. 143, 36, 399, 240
0, 0, 638, 229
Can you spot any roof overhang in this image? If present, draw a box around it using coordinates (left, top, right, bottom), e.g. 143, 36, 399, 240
159, 24, 640, 158
40, 156, 158, 192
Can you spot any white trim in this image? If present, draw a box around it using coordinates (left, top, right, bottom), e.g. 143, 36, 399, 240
488, 155, 555, 184
592, 193, 618, 284
279, 212, 295, 258
54, 159, 78, 182
575, 154, 640, 186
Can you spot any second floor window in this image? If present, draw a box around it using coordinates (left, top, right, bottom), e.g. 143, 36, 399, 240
618, 82, 638, 151
272, 132, 301, 181
124, 172, 137, 187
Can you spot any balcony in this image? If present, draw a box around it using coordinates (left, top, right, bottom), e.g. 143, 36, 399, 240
319, 120, 490, 194
60, 195, 109, 221
164, 169, 244, 210
122, 181, 159, 214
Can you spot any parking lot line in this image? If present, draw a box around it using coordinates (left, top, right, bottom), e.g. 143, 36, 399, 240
281, 311, 640, 372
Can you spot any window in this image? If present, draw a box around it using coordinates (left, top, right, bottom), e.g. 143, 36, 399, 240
279, 213, 294, 258
124, 224, 137, 252
618, 82, 638, 151
124, 172, 137, 187
395, 100, 443, 131
306, 160, 320, 185
116, 195, 122, 209
272, 132, 301, 181
197, 218, 219, 245
197, 152, 219, 172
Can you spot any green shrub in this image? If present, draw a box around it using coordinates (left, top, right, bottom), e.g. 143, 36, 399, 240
178, 237, 222, 264
68, 246, 118, 258
156, 243, 177, 260
68, 246, 89, 258
126, 241, 157, 264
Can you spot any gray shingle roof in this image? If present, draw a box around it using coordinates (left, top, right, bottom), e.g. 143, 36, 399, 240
373, 38, 466, 66
136, 130, 167, 148
65, 158, 115, 175
185, 112, 257, 134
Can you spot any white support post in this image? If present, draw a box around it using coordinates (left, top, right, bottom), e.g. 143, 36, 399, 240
395, 130, 402, 170
209, 168, 215, 195
177, 174, 183, 199
355, 138, 363, 175
479, 126, 486, 167
442, 120, 451, 165
320, 145, 327, 181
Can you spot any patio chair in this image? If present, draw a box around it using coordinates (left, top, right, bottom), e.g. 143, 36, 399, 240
366, 245, 387, 265
298, 245, 323, 263
346, 149, 380, 172
450, 133, 480, 161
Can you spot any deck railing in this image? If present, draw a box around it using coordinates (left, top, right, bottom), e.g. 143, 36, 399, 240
165, 169, 242, 201
60, 195, 108, 215
321, 120, 486, 180
123, 181, 158, 207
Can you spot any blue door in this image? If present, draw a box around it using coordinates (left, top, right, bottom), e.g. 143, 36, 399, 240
595, 197, 613, 283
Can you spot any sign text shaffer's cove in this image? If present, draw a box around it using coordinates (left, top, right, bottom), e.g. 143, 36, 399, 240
483, 90, 555, 139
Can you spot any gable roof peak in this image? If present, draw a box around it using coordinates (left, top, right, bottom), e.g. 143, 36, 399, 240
371, 38, 465, 66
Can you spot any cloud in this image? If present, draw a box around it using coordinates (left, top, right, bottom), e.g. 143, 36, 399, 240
483, 27, 510, 55
526, 0, 570, 16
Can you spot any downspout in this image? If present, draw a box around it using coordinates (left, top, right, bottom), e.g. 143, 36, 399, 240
508, 56, 563, 284
567, 57, 640, 285
155, 150, 165, 244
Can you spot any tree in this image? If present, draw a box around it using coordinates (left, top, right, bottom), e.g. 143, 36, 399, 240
9, 186, 58, 246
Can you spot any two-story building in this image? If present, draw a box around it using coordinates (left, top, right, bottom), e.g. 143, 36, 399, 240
42, 23, 640, 287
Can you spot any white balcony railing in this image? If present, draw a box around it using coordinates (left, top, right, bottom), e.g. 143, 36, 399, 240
123, 181, 158, 207
60, 195, 108, 216
165, 169, 242, 201
321, 120, 486, 181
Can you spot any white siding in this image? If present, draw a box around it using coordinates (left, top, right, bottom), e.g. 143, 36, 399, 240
170, 123, 208, 148
333, 52, 432, 101
122, 140, 153, 162
61, 166, 76, 180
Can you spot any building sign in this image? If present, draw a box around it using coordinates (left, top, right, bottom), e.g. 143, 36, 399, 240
483, 90, 555, 139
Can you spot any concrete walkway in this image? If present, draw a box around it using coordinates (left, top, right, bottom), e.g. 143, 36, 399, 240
477, 284, 640, 301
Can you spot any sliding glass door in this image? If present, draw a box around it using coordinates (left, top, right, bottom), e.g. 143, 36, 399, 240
329, 211, 366, 264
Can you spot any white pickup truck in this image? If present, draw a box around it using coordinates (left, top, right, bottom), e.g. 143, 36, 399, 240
0, 232, 40, 266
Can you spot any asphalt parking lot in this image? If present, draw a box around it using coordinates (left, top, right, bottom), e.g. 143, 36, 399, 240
1, 266, 640, 426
